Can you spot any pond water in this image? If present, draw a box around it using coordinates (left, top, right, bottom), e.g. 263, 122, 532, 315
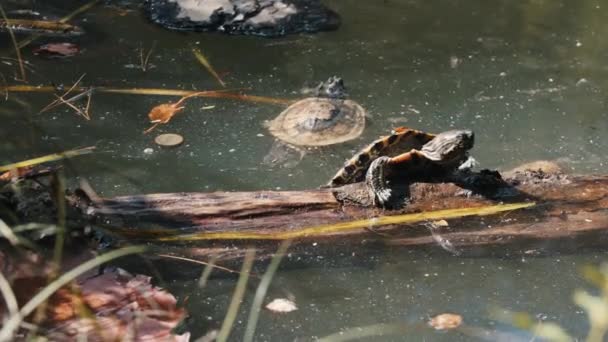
2, 0, 608, 340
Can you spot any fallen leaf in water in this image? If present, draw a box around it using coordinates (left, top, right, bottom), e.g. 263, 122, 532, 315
428, 313, 463, 330
0, 166, 33, 182
144, 102, 186, 134
2, 245, 189, 341
265, 298, 297, 313
149, 103, 184, 123
46, 270, 189, 341
34, 42, 79, 58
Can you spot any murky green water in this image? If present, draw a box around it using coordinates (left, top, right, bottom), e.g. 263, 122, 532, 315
2, 0, 608, 340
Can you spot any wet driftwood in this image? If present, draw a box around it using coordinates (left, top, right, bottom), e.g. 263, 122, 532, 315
78, 167, 608, 257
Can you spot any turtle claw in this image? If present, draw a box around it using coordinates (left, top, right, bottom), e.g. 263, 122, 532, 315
458, 156, 478, 171
375, 187, 393, 207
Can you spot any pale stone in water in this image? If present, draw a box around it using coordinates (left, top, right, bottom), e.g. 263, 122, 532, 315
169, 0, 234, 21
155, 133, 184, 147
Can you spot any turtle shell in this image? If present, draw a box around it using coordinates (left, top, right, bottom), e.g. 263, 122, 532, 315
265, 97, 366, 147
327, 127, 436, 187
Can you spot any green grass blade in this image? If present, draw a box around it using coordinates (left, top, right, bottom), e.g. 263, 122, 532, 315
243, 240, 291, 342
0, 146, 94, 172
216, 250, 256, 342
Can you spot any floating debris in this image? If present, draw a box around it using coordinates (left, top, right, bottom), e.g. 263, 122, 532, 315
0, 166, 33, 182
0, 18, 84, 35
148, 102, 185, 124
265, 298, 298, 313
517, 86, 566, 96
155, 133, 184, 147
39, 74, 93, 120
449, 56, 461, 69
34, 42, 79, 58
193, 48, 226, 87
428, 313, 463, 330
144, 96, 189, 133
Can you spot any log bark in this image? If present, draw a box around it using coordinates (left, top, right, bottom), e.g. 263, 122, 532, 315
77, 168, 608, 257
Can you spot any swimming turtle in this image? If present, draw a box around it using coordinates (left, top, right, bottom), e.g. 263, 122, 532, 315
263, 77, 366, 167
328, 128, 476, 208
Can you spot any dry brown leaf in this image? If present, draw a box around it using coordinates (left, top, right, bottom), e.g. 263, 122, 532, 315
148, 103, 185, 124
0, 166, 33, 182
144, 102, 186, 134
34, 43, 79, 58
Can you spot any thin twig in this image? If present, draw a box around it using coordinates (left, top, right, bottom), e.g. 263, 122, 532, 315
84, 89, 92, 119
53, 94, 88, 119
40, 74, 94, 119
156, 254, 246, 276
0, 84, 294, 105
39, 73, 87, 113
143, 122, 159, 134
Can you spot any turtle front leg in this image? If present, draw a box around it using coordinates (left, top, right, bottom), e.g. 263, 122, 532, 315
365, 156, 393, 208
365, 150, 423, 209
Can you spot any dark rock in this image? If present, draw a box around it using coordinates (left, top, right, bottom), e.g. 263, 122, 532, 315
145, 0, 340, 37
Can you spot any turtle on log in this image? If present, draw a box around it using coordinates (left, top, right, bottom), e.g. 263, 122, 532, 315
328, 128, 476, 209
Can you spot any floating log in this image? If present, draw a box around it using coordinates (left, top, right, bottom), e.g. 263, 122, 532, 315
76, 166, 608, 257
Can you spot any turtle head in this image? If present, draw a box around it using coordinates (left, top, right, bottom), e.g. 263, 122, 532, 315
315, 76, 347, 99
421, 130, 474, 165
